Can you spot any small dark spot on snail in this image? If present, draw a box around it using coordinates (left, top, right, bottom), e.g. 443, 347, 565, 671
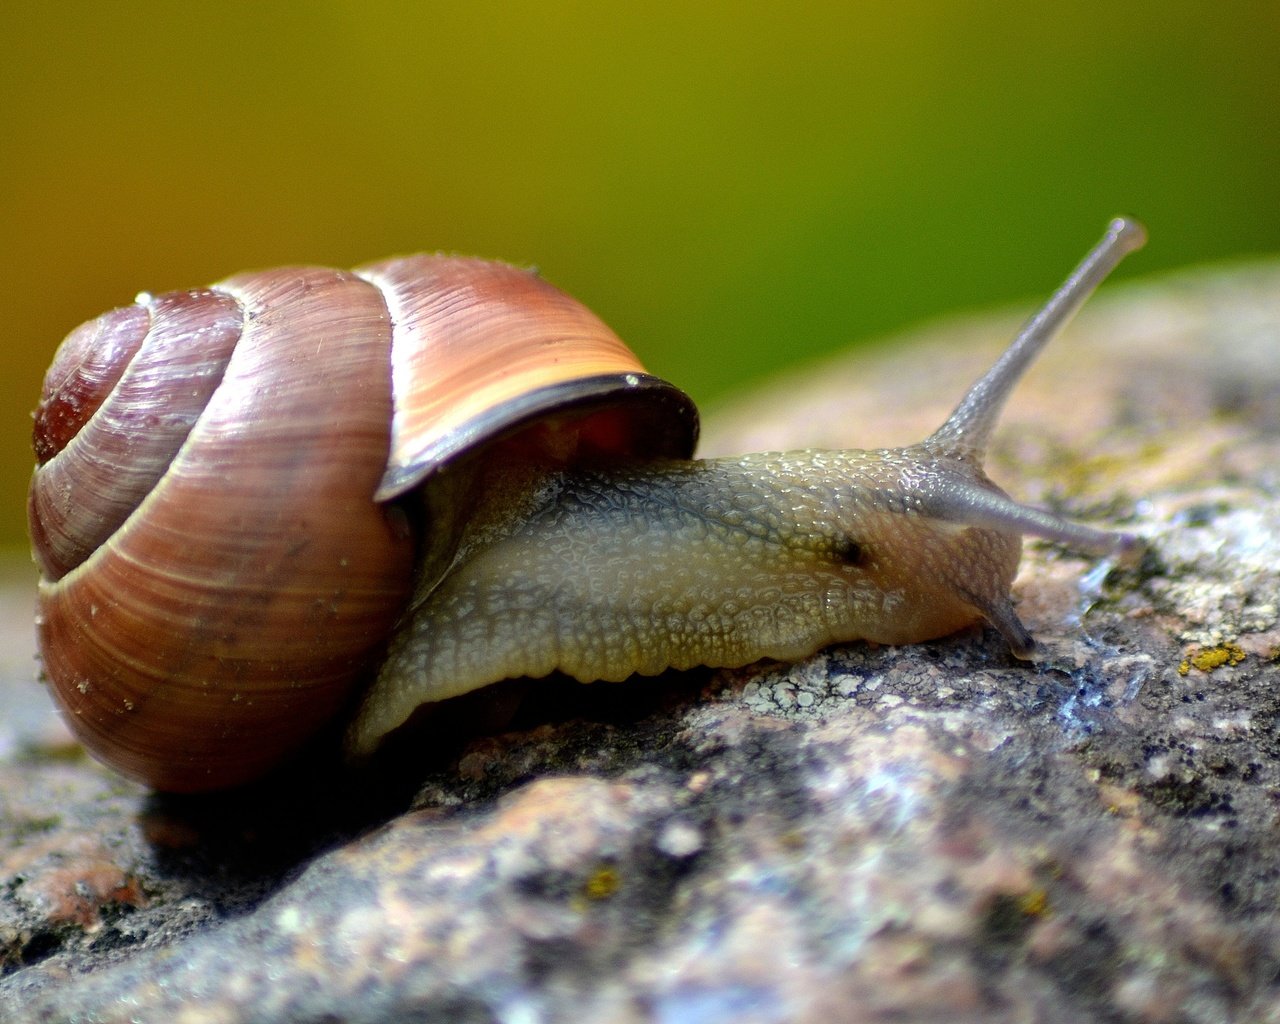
833, 539, 866, 567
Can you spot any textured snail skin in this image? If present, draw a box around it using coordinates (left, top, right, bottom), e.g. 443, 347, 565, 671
31, 221, 1145, 791
349, 448, 1025, 754
350, 217, 1148, 754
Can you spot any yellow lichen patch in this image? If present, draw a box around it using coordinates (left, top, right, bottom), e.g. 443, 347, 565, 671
1178, 642, 1246, 675
582, 865, 622, 901
1018, 889, 1051, 919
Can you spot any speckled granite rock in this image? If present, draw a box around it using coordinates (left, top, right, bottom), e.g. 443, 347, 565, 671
2, 259, 1279, 1023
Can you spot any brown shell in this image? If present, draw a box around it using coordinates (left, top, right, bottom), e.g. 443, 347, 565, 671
357, 256, 696, 498
29, 256, 697, 791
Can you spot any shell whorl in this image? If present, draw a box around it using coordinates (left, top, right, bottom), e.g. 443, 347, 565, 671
29, 256, 695, 791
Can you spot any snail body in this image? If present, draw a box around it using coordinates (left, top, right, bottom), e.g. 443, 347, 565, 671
349, 447, 1029, 753
30, 220, 1146, 791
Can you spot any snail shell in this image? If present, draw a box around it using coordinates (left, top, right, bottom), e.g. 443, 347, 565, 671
30, 220, 1147, 794
30, 256, 696, 792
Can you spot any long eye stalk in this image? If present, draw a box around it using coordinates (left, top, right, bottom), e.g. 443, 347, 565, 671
927, 217, 1147, 458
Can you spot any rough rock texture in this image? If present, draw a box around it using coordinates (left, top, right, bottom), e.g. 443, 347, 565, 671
2, 258, 1279, 1023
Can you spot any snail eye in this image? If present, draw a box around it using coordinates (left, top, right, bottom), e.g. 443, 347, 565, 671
833, 538, 866, 567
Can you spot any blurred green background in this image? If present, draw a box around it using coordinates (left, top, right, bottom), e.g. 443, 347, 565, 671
3, 3, 1277, 554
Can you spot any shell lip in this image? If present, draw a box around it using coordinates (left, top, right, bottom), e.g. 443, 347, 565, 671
376, 372, 699, 501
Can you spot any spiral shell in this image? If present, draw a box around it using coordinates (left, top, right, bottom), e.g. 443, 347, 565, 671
29, 256, 696, 791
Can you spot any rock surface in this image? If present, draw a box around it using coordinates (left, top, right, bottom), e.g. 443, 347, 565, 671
2, 258, 1279, 1023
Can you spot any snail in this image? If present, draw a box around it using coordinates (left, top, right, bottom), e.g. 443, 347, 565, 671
30, 218, 1146, 792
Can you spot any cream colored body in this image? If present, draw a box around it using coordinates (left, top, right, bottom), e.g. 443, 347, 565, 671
351, 218, 1148, 756
349, 448, 1022, 754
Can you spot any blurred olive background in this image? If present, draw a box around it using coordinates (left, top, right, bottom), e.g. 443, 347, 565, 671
2, 3, 1277, 554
